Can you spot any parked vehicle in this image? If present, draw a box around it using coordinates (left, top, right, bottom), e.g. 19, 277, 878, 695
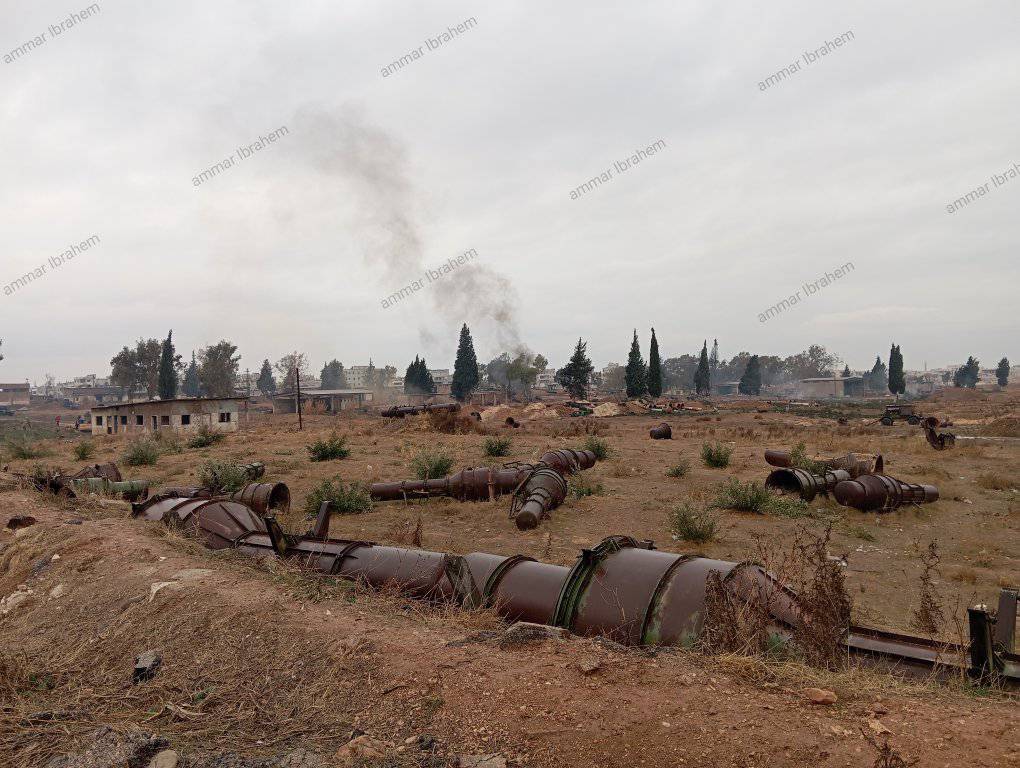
880, 404, 921, 426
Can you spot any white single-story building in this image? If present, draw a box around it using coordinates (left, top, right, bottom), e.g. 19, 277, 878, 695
90, 397, 245, 436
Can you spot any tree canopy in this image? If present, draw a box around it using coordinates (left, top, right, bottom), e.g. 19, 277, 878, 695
555, 338, 594, 399
451, 324, 480, 402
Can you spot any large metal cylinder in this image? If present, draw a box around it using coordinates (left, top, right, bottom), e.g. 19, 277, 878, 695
833, 474, 939, 512
510, 468, 568, 530
229, 482, 291, 514
764, 449, 878, 478
649, 423, 672, 440
381, 403, 461, 418
764, 467, 850, 502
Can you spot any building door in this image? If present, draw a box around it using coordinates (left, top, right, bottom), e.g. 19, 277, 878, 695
152, 415, 158, 431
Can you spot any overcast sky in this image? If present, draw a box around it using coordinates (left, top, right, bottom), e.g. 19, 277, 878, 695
1, 0, 1017, 384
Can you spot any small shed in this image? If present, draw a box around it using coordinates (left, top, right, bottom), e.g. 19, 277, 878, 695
0, 382, 30, 407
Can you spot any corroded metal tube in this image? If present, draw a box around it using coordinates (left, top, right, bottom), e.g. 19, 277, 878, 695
833, 474, 939, 512
229, 482, 291, 514
381, 403, 461, 418
509, 468, 568, 530
764, 449, 880, 478
764, 467, 850, 502
136, 491, 1018, 684
922, 417, 956, 451
649, 423, 672, 440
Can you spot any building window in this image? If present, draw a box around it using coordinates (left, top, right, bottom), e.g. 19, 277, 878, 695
136, 415, 144, 426
95, 415, 103, 425
161, 415, 170, 426
219, 411, 232, 423
120, 415, 128, 425
181, 414, 191, 425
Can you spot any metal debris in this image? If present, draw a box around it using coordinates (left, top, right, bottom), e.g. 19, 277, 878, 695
764, 449, 881, 478
765, 467, 851, 502
137, 494, 1020, 685
381, 403, 461, 418
16, 462, 149, 502
649, 423, 672, 440
833, 474, 939, 512
921, 416, 956, 450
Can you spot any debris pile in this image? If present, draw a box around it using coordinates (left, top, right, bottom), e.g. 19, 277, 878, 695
13, 461, 150, 502
381, 402, 460, 418
649, 423, 672, 440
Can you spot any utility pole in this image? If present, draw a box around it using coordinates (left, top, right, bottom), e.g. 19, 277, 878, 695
295, 367, 303, 430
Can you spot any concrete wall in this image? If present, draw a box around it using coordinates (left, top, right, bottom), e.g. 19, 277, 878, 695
91, 399, 242, 436
0, 385, 31, 406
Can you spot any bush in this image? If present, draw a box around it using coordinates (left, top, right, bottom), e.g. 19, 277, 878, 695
712, 478, 807, 517
198, 460, 251, 493
788, 442, 827, 474
72, 441, 95, 461
483, 436, 513, 457
123, 438, 160, 466
5, 438, 48, 460
306, 433, 351, 462
187, 426, 225, 449
666, 459, 691, 478
668, 503, 719, 543
568, 472, 604, 498
410, 447, 455, 480
700, 442, 733, 468
580, 435, 610, 461
303, 478, 372, 518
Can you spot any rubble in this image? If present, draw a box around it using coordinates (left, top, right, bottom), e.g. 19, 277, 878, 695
132, 650, 162, 683
381, 402, 460, 418
922, 416, 956, 450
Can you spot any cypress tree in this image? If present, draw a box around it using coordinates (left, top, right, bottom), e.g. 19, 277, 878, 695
647, 328, 663, 398
182, 352, 202, 397
996, 357, 1010, 387
738, 355, 762, 395
256, 359, 276, 395
555, 338, 595, 399
320, 360, 346, 389
625, 329, 647, 398
157, 330, 178, 400
888, 344, 905, 396
841, 364, 851, 378
694, 341, 711, 395
451, 323, 480, 402
953, 356, 980, 388
709, 339, 719, 387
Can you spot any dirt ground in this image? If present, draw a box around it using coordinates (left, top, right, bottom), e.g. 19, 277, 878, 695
1, 387, 1017, 766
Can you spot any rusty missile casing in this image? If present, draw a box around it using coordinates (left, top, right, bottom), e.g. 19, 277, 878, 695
229, 482, 290, 514
137, 487, 1019, 684
833, 474, 939, 512
649, 423, 672, 440
369, 449, 597, 502
509, 467, 568, 530
764, 449, 880, 478
381, 403, 461, 418
764, 467, 851, 502
922, 417, 956, 451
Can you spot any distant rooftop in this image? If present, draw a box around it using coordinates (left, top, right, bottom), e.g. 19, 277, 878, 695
91, 396, 245, 410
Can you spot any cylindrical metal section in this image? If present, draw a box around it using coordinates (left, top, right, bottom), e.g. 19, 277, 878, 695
649, 423, 672, 440
764, 449, 793, 468
229, 482, 291, 514
833, 474, 939, 511
512, 468, 568, 530
764, 468, 849, 501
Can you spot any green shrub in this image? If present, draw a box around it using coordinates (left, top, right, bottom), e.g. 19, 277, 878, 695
303, 478, 372, 517
410, 447, 455, 480
712, 478, 807, 517
580, 435, 610, 461
306, 433, 351, 462
198, 460, 251, 493
123, 438, 160, 466
700, 442, 733, 468
482, 436, 512, 457
668, 503, 719, 543
72, 441, 96, 461
788, 442, 827, 474
568, 472, 605, 498
666, 459, 691, 478
187, 426, 225, 449
154, 432, 184, 454
5, 438, 48, 460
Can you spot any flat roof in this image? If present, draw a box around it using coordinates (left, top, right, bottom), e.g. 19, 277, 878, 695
91, 396, 246, 411
275, 389, 373, 397
800, 377, 864, 383
0, 382, 30, 389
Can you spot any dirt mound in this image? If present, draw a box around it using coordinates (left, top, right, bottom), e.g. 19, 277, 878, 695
592, 402, 623, 417
983, 416, 1020, 437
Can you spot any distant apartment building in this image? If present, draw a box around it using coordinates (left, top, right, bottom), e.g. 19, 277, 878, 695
91, 397, 244, 436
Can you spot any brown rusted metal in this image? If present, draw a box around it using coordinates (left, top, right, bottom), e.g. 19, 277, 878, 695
16, 462, 149, 501
139, 490, 1019, 684
833, 474, 939, 512
229, 482, 291, 514
369, 449, 597, 503
505, 416, 521, 428
509, 467, 568, 530
68, 462, 123, 482
763, 449, 880, 478
649, 423, 672, 440
921, 416, 956, 451
765, 467, 850, 502
381, 403, 461, 418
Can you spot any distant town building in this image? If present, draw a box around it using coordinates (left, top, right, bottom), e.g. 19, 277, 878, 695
90, 397, 245, 436
64, 385, 125, 407
272, 389, 373, 414
798, 376, 864, 399
0, 382, 30, 407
